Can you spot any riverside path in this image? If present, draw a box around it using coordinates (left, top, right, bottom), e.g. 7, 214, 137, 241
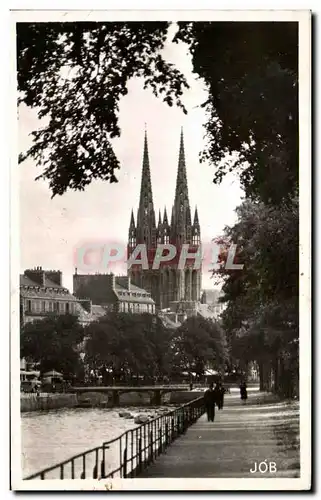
141, 390, 300, 478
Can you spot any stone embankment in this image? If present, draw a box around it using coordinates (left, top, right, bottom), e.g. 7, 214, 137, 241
21, 393, 78, 412
20, 390, 204, 412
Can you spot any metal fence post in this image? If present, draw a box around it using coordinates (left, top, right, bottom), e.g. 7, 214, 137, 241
123, 447, 127, 478
149, 430, 154, 462
165, 422, 169, 447
138, 438, 142, 473
158, 428, 162, 455
93, 448, 99, 479
101, 446, 106, 478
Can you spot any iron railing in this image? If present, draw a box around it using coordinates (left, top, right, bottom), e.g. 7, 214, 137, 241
25, 396, 205, 480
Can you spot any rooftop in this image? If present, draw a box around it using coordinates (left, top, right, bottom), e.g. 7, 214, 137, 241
20, 274, 76, 300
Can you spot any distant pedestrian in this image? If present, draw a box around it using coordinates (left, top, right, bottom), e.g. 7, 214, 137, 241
204, 382, 216, 422
215, 382, 225, 410
189, 382, 193, 391
239, 381, 248, 403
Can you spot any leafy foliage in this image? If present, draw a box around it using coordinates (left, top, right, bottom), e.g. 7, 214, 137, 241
18, 22, 298, 203
17, 22, 188, 196
173, 316, 228, 378
21, 314, 85, 377
85, 312, 174, 381
174, 22, 298, 203
84, 312, 228, 382
215, 197, 299, 395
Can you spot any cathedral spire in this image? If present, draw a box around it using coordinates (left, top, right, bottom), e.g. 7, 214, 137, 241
171, 128, 192, 245
174, 127, 189, 212
158, 209, 162, 227
136, 128, 156, 245
138, 129, 153, 209
163, 207, 169, 226
174, 127, 189, 204
193, 206, 200, 228
129, 209, 135, 229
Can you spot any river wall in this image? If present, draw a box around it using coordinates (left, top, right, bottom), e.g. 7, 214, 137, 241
21, 393, 78, 412
20, 390, 203, 412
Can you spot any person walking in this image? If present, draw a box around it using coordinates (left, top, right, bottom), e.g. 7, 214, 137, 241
217, 382, 226, 410
239, 381, 248, 404
204, 382, 216, 422
213, 382, 222, 410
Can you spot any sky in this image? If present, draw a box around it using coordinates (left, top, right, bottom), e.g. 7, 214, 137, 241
19, 23, 244, 292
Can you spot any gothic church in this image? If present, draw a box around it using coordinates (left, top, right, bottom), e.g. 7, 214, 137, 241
128, 129, 201, 311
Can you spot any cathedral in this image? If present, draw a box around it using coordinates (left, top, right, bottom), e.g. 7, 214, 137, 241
128, 129, 202, 312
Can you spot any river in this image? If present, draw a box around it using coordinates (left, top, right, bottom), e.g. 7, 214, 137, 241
21, 405, 171, 479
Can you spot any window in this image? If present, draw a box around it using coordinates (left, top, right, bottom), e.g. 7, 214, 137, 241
54, 302, 59, 313
26, 300, 31, 312
60, 302, 65, 313
42, 301, 46, 313
49, 302, 53, 312
66, 302, 70, 314
164, 235, 169, 244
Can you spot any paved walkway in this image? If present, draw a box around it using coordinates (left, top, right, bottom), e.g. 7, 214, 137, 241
142, 391, 300, 478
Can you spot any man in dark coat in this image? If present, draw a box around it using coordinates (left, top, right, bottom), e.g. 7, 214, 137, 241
204, 382, 216, 422
240, 381, 248, 403
214, 382, 225, 410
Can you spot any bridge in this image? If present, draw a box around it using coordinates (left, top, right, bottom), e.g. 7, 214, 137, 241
71, 385, 194, 406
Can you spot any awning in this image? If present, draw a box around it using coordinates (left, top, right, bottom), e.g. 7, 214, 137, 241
43, 370, 63, 378
205, 369, 219, 375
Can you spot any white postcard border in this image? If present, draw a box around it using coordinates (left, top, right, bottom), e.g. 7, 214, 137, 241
10, 8, 311, 492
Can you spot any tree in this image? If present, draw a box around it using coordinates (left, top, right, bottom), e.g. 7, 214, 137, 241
17, 22, 188, 196
173, 316, 228, 379
174, 22, 298, 203
21, 314, 85, 378
18, 22, 298, 203
214, 196, 299, 395
84, 312, 174, 382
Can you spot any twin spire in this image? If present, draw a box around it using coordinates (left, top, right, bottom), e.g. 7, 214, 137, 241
130, 128, 200, 247
137, 129, 154, 220
175, 128, 188, 204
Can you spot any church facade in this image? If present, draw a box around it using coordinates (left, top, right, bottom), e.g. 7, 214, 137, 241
128, 129, 202, 311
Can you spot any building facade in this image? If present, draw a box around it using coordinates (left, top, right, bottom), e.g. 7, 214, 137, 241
200, 289, 226, 319
128, 129, 202, 311
73, 272, 155, 314
20, 267, 81, 326
19, 267, 106, 328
